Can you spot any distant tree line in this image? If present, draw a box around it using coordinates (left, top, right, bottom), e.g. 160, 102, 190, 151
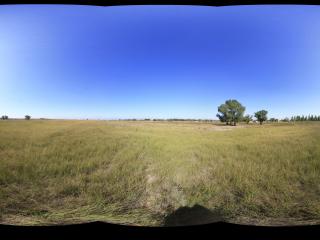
166, 118, 214, 122
269, 118, 279, 122
291, 115, 320, 121
118, 118, 215, 122
1, 115, 31, 120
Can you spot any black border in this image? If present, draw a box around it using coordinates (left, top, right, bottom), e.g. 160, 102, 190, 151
1, 221, 320, 240
1, 1, 320, 239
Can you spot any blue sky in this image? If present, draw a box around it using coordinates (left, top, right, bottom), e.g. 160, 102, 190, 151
0, 5, 320, 119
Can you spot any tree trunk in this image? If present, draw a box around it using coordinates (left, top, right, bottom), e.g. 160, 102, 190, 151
260, 121, 262, 125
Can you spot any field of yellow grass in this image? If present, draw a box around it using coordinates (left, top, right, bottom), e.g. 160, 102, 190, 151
0, 120, 319, 226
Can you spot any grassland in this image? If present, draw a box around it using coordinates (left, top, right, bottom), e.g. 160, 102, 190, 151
0, 120, 320, 226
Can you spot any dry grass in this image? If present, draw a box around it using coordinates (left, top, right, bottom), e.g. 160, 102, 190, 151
0, 120, 319, 226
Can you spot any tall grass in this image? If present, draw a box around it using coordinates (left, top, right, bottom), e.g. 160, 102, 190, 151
0, 120, 319, 225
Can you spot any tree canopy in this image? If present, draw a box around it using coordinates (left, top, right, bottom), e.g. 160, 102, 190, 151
217, 99, 246, 126
254, 110, 268, 125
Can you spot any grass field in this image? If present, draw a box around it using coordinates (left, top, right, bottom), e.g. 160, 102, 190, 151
0, 120, 320, 226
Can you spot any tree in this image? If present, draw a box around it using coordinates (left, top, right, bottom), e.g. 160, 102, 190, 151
254, 110, 268, 125
25, 115, 31, 120
217, 99, 246, 126
269, 118, 278, 122
281, 117, 290, 122
216, 103, 231, 125
1, 115, 8, 120
243, 114, 253, 124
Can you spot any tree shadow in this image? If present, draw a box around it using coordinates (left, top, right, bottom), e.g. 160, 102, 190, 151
163, 204, 225, 226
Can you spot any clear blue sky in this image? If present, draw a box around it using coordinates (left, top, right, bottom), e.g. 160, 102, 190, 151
1, 5, 320, 119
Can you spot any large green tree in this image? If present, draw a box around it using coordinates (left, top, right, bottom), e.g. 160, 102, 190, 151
217, 99, 246, 126
254, 110, 268, 125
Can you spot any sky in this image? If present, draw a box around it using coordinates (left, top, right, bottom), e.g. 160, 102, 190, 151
0, 4, 320, 119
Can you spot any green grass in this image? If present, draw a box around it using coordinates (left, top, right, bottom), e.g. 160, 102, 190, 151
0, 120, 320, 226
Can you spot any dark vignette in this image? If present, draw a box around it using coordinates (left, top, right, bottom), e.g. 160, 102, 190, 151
0, 0, 319, 239
1, 221, 320, 240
